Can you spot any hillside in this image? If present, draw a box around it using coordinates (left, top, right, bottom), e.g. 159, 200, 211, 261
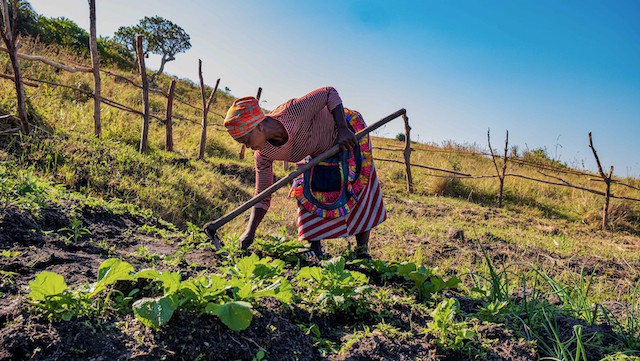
1, 34, 640, 360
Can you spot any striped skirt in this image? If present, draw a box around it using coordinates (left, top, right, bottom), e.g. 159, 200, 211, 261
296, 165, 386, 240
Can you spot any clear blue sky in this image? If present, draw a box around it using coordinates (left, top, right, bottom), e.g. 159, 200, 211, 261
29, 0, 640, 177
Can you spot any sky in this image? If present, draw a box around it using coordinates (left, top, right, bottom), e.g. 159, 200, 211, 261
28, 0, 640, 178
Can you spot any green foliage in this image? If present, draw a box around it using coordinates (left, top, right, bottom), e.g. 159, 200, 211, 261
474, 299, 511, 322
1, 249, 21, 259
395, 132, 406, 142
58, 217, 91, 244
601, 284, 640, 351
426, 298, 477, 351
36, 17, 89, 55
28, 256, 293, 331
297, 256, 371, 315
224, 253, 294, 304
254, 234, 306, 263
395, 262, 460, 302
113, 16, 191, 80
2, 0, 40, 37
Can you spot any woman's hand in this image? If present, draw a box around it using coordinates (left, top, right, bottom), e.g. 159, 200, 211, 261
238, 230, 255, 250
337, 127, 357, 151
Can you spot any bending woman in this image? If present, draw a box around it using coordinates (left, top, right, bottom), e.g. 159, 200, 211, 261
205, 86, 386, 259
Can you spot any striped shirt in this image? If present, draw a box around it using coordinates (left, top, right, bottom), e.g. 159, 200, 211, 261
254, 87, 343, 210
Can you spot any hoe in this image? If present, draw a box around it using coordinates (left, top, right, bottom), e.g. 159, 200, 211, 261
203, 108, 407, 250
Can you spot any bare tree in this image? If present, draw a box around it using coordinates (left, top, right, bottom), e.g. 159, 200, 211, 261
88, 0, 101, 137
588, 132, 613, 231
488, 129, 509, 207
0, 0, 29, 134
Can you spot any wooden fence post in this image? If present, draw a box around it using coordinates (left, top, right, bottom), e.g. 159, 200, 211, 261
0, 0, 29, 135
488, 129, 509, 207
165, 79, 176, 151
239, 87, 262, 160
197, 59, 220, 160
588, 132, 613, 231
136, 34, 150, 153
88, 0, 101, 138
402, 113, 413, 193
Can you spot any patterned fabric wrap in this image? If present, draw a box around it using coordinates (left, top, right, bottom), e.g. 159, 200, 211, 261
289, 108, 373, 218
224, 97, 265, 140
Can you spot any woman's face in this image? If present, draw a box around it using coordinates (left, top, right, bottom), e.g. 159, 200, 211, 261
236, 125, 267, 151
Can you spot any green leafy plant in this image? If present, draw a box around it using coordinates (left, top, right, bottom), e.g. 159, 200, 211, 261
426, 298, 477, 351
299, 323, 338, 357
600, 284, 640, 351
297, 256, 371, 315
28, 256, 294, 332
254, 234, 306, 263
224, 253, 294, 304
58, 217, 91, 244
1, 250, 21, 259
395, 262, 460, 302
475, 299, 511, 322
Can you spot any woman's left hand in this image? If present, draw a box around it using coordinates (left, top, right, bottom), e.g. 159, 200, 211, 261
337, 127, 357, 151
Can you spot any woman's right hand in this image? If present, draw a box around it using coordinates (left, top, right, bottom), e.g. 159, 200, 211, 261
238, 230, 255, 250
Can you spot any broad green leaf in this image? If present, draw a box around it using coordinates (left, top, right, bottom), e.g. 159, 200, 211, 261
234, 254, 259, 279
157, 271, 181, 295
445, 276, 461, 289
408, 271, 428, 286
268, 279, 294, 303
29, 271, 68, 301
323, 256, 346, 275
97, 258, 135, 284
135, 269, 162, 280
205, 301, 253, 331
236, 283, 254, 299
349, 271, 369, 285
132, 295, 178, 329
395, 261, 417, 277
298, 267, 323, 283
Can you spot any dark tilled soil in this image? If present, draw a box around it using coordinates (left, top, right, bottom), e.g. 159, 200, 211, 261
0, 198, 619, 360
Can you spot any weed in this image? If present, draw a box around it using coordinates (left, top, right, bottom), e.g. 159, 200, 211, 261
58, 217, 91, 244
297, 256, 371, 315
425, 298, 477, 352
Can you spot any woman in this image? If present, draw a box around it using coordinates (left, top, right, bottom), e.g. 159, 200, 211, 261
206, 86, 386, 259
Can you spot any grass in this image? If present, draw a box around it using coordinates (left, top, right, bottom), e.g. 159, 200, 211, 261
0, 35, 640, 360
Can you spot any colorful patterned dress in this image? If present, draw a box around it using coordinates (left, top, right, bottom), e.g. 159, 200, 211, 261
254, 87, 386, 241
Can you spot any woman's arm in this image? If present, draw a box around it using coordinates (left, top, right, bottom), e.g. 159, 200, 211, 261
331, 103, 357, 150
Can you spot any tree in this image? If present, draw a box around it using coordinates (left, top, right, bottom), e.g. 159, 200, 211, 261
0, 0, 39, 37
114, 16, 191, 83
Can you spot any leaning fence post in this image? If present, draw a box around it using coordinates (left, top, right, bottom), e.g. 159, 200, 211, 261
239, 87, 262, 160
488, 129, 509, 207
588, 132, 613, 231
165, 79, 176, 151
402, 113, 413, 193
197, 59, 220, 160
136, 34, 150, 153
88, 0, 101, 138
0, 0, 29, 135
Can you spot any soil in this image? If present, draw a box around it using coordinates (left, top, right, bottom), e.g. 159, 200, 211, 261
0, 195, 630, 360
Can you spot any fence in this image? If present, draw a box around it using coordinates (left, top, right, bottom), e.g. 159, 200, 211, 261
374, 128, 640, 230
1, 0, 638, 231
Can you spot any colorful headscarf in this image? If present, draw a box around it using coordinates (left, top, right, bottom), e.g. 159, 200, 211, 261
224, 97, 265, 140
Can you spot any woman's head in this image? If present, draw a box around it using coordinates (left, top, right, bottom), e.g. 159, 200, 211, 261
224, 97, 265, 146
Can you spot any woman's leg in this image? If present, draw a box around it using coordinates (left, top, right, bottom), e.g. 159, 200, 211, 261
309, 240, 323, 255
355, 231, 371, 259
